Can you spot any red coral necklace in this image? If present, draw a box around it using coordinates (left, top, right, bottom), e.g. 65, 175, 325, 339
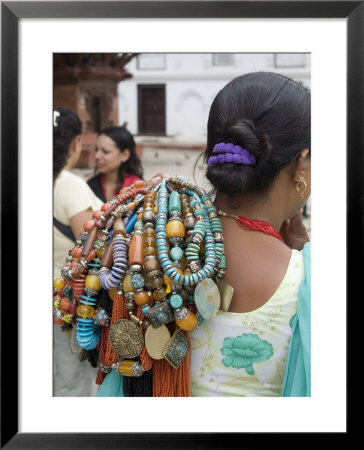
217, 210, 283, 242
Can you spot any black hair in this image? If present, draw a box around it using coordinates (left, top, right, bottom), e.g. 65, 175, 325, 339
53, 107, 82, 180
204, 72, 311, 195
97, 126, 144, 186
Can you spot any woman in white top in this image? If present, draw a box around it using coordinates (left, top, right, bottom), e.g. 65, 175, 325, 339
53, 107, 102, 396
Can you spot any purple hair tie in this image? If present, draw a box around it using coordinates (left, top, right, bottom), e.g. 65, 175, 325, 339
208, 143, 256, 166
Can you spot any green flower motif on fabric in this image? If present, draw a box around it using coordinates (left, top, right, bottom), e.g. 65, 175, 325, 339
221, 333, 273, 375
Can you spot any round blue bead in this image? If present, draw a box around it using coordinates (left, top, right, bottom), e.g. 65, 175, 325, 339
169, 293, 183, 309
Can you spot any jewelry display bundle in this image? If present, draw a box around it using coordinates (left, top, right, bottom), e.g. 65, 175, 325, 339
53, 176, 230, 396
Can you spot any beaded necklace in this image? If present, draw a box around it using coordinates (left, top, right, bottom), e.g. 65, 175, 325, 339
217, 210, 283, 241
53, 176, 226, 396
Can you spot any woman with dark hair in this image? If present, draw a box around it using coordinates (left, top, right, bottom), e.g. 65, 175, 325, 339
189, 71, 311, 396
87, 126, 144, 202
53, 107, 102, 396
53, 108, 103, 276
53, 72, 310, 398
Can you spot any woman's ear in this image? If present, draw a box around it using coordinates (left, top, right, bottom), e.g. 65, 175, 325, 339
121, 148, 131, 162
293, 148, 310, 180
70, 135, 83, 154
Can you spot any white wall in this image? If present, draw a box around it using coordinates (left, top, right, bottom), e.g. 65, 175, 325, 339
118, 53, 311, 145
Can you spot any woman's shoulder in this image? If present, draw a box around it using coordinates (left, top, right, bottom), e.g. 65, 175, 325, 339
55, 170, 87, 190
122, 174, 143, 188
87, 174, 101, 188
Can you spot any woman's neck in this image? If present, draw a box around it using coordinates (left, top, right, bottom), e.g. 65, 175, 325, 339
101, 170, 120, 200
102, 170, 119, 185
213, 191, 286, 232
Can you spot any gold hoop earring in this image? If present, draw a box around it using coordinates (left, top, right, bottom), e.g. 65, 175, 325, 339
293, 175, 307, 200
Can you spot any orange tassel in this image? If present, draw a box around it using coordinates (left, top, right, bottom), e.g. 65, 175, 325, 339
96, 369, 106, 385
104, 293, 124, 367
98, 326, 109, 366
136, 307, 153, 371
152, 326, 191, 397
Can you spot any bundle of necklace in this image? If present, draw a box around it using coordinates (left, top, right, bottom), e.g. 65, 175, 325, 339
53, 176, 227, 396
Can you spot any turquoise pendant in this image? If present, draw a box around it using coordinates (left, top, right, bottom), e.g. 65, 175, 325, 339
163, 330, 189, 369
147, 301, 174, 328
194, 278, 221, 319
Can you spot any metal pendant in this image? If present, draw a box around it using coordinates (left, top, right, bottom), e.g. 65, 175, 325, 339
147, 301, 174, 328
216, 279, 234, 312
194, 278, 221, 319
163, 329, 189, 369
108, 319, 144, 359
145, 324, 171, 360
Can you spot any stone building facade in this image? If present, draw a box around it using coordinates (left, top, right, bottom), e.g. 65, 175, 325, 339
118, 53, 310, 149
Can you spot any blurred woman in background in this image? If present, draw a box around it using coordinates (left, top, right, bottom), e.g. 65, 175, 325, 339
87, 126, 144, 202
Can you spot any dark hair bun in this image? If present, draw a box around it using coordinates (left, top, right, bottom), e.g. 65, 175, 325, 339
222, 118, 271, 161
205, 72, 311, 196
205, 118, 272, 194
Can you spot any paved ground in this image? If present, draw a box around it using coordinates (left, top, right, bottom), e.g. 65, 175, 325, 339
141, 147, 208, 188
75, 146, 311, 237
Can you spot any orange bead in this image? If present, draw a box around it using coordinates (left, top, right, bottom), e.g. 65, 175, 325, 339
83, 220, 96, 231
134, 291, 150, 306
127, 202, 136, 210
82, 228, 98, 257
113, 217, 126, 235
166, 220, 185, 238
92, 210, 103, 220
70, 260, 78, 269
119, 187, 129, 195
86, 249, 97, 262
134, 180, 145, 188
108, 287, 117, 301
101, 239, 114, 269
101, 202, 112, 212
54, 317, 64, 325
129, 233, 144, 265
175, 309, 198, 331
70, 247, 82, 259
60, 297, 72, 312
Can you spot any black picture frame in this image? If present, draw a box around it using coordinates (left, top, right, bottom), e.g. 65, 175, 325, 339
1, 1, 359, 448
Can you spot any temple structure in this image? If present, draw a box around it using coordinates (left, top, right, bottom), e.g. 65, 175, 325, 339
53, 53, 138, 166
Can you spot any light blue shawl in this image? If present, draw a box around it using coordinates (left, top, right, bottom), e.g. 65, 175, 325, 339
282, 242, 311, 396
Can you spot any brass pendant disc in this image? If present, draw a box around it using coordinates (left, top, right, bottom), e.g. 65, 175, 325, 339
145, 324, 171, 360
108, 319, 144, 358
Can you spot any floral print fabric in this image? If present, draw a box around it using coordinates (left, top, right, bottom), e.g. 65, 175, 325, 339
190, 249, 304, 397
